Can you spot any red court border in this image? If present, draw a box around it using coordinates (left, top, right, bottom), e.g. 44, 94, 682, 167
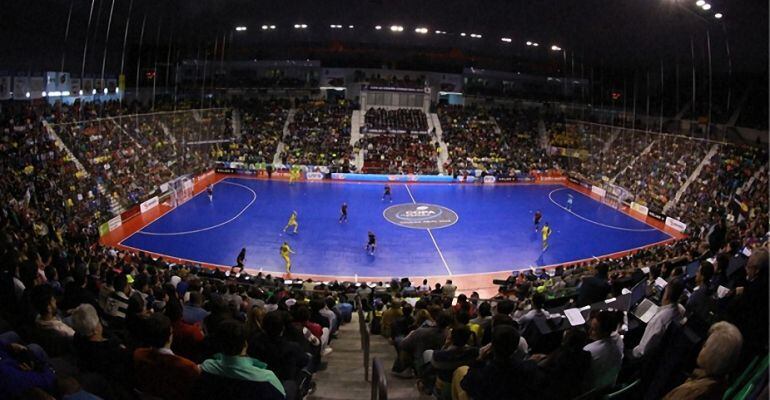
100, 172, 686, 298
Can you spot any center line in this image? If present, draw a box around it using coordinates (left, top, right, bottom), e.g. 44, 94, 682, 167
403, 184, 453, 276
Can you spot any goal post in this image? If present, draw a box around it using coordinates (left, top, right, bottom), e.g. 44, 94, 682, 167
167, 176, 195, 207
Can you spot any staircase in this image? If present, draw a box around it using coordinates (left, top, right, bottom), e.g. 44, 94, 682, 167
742, 165, 766, 192
664, 143, 720, 213
308, 313, 429, 400
429, 113, 448, 174
100, 184, 124, 216
108, 116, 143, 149
350, 110, 365, 172
43, 121, 124, 216
612, 139, 657, 184
43, 121, 89, 176
602, 127, 621, 153
158, 120, 178, 144
537, 120, 549, 150
232, 108, 242, 138
274, 109, 296, 166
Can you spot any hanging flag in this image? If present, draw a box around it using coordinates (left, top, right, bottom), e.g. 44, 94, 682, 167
0, 76, 10, 100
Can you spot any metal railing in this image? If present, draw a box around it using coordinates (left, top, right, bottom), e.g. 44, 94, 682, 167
371, 357, 388, 400
356, 296, 370, 381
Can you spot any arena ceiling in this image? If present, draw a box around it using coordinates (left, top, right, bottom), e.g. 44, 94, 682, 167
0, 0, 766, 76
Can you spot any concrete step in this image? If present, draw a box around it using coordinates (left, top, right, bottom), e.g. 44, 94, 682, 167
310, 382, 423, 400
307, 313, 428, 400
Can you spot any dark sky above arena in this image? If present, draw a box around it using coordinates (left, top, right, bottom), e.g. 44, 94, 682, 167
0, 0, 766, 75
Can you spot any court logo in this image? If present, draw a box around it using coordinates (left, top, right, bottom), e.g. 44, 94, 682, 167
383, 203, 459, 230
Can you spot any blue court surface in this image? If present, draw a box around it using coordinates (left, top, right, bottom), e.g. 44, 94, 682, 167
121, 177, 673, 277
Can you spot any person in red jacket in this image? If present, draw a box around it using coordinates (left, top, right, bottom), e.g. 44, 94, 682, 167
133, 313, 200, 400
165, 297, 204, 362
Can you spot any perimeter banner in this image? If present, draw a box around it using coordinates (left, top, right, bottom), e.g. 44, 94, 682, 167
331, 173, 454, 183
140, 196, 159, 213
648, 209, 667, 221
306, 172, 324, 180
665, 217, 687, 232
630, 202, 649, 216
591, 185, 607, 198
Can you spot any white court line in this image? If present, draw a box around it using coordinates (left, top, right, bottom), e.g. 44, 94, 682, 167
548, 188, 660, 233
136, 181, 257, 236
403, 184, 453, 276
117, 177, 224, 246
404, 184, 418, 203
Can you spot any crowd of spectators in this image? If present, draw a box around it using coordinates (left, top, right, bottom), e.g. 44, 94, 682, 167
570, 127, 651, 182
668, 144, 769, 238
216, 99, 291, 165
50, 102, 229, 208
0, 96, 768, 400
612, 136, 710, 211
439, 105, 551, 176
0, 104, 108, 241
362, 108, 428, 134
358, 134, 438, 174
490, 106, 551, 172
281, 100, 354, 170
358, 227, 767, 399
0, 234, 366, 400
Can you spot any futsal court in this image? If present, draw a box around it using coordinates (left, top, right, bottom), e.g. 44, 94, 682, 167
114, 175, 676, 279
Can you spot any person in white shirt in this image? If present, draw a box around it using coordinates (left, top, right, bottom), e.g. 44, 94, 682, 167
632, 278, 686, 359
442, 279, 457, 299
584, 309, 624, 391
31, 285, 75, 338
515, 292, 550, 333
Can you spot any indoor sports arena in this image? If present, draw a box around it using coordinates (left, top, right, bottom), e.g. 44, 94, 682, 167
0, 1, 767, 399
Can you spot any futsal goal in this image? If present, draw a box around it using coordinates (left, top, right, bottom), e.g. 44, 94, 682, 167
602, 193, 621, 210
167, 176, 195, 207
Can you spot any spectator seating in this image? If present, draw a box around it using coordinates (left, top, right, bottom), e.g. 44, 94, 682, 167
359, 134, 438, 174
281, 100, 354, 169
363, 108, 428, 134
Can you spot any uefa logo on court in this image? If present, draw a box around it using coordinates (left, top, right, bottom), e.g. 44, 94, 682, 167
383, 203, 459, 230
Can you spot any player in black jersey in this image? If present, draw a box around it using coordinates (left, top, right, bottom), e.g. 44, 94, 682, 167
366, 231, 376, 255
382, 185, 392, 202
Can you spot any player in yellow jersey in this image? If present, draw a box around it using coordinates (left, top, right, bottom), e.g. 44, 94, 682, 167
289, 168, 300, 184
280, 242, 295, 273
541, 222, 552, 251
283, 211, 299, 234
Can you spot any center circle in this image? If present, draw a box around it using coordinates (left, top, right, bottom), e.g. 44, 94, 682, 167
383, 203, 459, 230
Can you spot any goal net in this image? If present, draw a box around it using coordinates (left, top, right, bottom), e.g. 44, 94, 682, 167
602, 194, 621, 210
168, 176, 195, 207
